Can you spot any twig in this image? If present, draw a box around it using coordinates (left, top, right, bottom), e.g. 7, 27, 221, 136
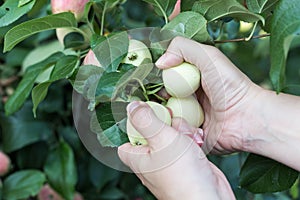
214, 33, 270, 44
0, 76, 18, 86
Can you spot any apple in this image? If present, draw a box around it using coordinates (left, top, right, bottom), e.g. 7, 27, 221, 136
51, 0, 89, 21
38, 184, 84, 200
166, 95, 204, 128
122, 39, 152, 67
126, 101, 171, 145
83, 49, 101, 67
168, 0, 181, 20
0, 151, 10, 176
162, 62, 200, 98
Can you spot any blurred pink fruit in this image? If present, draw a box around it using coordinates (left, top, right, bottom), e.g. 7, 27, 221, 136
168, 0, 181, 20
38, 184, 84, 200
37, 184, 63, 200
83, 49, 101, 67
51, 0, 89, 20
0, 151, 10, 176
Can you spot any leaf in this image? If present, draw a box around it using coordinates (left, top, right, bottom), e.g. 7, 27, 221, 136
113, 60, 154, 98
88, 157, 120, 190
192, 0, 264, 23
72, 65, 105, 98
2, 170, 45, 200
181, 0, 196, 11
240, 154, 299, 193
4, 52, 65, 116
99, 187, 126, 199
3, 12, 77, 52
91, 102, 129, 147
0, 102, 53, 153
162, 11, 211, 43
44, 141, 77, 200
31, 55, 78, 116
92, 31, 129, 72
269, 0, 300, 92
0, 0, 36, 28
142, 0, 177, 18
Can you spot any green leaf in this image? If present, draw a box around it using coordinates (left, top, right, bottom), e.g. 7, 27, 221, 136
44, 141, 77, 200
0, 102, 53, 153
3, 12, 77, 52
99, 187, 126, 199
240, 154, 299, 193
92, 31, 129, 72
32, 82, 51, 118
72, 65, 105, 98
91, 102, 129, 147
2, 170, 45, 200
162, 11, 211, 43
142, 0, 177, 21
4, 52, 65, 116
181, 0, 196, 11
0, 0, 36, 28
113, 60, 154, 98
192, 0, 264, 23
246, 0, 276, 13
269, 0, 300, 92
88, 157, 120, 190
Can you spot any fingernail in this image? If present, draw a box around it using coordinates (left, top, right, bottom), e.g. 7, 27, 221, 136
155, 54, 166, 67
197, 128, 204, 139
127, 101, 140, 114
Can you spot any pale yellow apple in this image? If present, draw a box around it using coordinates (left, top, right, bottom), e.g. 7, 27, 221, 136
166, 95, 204, 127
162, 62, 200, 98
122, 39, 152, 67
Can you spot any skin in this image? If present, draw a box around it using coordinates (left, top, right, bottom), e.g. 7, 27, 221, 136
118, 36, 300, 199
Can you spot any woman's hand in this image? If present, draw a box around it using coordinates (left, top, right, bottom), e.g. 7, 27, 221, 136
156, 36, 262, 154
118, 101, 236, 200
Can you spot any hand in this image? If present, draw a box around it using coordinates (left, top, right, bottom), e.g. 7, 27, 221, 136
118, 101, 236, 200
156, 36, 262, 154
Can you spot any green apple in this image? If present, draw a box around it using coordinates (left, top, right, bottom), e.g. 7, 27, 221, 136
126, 101, 171, 145
166, 95, 204, 127
162, 62, 200, 98
122, 39, 152, 67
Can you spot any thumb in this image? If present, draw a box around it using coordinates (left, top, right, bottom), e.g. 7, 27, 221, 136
127, 101, 178, 150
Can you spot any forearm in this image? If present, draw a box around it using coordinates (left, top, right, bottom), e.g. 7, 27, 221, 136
243, 88, 300, 171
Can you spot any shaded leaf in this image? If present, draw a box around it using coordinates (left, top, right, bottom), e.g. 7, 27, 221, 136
5, 52, 65, 116
92, 31, 129, 72
91, 102, 129, 147
4, 12, 77, 52
269, 0, 300, 92
0, 0, 36, 28
192, 0, 264, 23
44, 141, 77, 200
162, 11, 211, 43
240, 154, 299, 193
0, 102, 53, 153
142, 0, 177, 18
2, 170, 45, 200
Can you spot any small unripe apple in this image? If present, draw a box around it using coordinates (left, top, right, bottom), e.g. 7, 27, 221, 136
162, 62, 200, 98
83, 49, 101, 67
0, 151, 10, 176
122, 39, 152, 67
166, 95, 204, 127
37, 184, 63, 200
51, 0, 89, 21
127, 101, 171, 145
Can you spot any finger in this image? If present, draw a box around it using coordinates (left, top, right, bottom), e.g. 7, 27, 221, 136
172, 117, 204, 146
155, 36, 223, 72
127, 101, 178, 150
118, 143, 149, 171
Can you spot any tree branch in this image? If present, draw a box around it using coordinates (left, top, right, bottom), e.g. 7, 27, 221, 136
214, 33, 270, 44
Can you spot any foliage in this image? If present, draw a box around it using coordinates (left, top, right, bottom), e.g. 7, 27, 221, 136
0, 0, 300, 199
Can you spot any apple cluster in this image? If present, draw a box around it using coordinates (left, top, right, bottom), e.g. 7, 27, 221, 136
125, 41, 204, 146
